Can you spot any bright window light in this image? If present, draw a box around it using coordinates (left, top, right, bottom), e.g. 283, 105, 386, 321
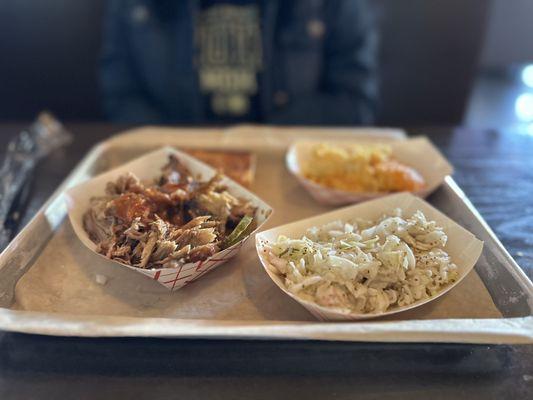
515, 93, 533, 121
521, 64, 533, 88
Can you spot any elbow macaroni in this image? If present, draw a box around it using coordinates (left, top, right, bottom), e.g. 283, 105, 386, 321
267, 209, 458, 314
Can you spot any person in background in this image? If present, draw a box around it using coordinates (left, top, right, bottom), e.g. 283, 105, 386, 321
101, 0, 378, 125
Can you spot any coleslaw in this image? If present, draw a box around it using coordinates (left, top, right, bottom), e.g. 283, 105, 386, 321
265, 209, 458, 314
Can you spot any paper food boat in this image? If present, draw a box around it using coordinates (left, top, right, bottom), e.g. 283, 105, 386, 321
286, 137, 454, 206
256, 192, 483, 321
66, 147, 273, 291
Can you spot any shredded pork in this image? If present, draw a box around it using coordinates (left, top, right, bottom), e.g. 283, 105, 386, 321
83, 155, 256, 269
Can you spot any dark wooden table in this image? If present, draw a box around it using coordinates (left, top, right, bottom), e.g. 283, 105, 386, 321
0, 123, 531, 400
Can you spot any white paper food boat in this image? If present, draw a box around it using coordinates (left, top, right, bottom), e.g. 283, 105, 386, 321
66, 147, 273, 291
256, 192, 483, 321
286, 137, 454, 206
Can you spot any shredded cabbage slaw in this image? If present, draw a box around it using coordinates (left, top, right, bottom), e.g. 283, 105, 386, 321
265, 209, 458, 314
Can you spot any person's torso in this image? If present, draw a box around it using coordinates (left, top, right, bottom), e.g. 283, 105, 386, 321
122, 0, 327, 123
197, 0, 263, 122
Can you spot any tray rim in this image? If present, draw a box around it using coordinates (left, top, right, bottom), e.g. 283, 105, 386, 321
0, 310, 531, 344
0, 126, 531, 343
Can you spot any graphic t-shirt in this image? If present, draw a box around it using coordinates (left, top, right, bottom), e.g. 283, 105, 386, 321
197, 0, 263, 122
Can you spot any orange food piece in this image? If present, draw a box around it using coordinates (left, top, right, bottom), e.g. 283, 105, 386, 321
142, 187, 173, 206
184, 149, 255, 187
108, 193, 156, 224
374, 160, 425, 192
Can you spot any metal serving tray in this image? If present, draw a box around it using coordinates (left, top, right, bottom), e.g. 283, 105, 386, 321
0, 126, 531, 343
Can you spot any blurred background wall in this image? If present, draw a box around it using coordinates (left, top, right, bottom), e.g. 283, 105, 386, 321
375, 0, 488, 126
465, 0, 533, 129
0, 1, 105, 121
0, 0, 530, 126
480, 0, 533, 69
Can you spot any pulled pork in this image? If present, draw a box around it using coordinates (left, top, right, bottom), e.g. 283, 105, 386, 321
83, 155, 256, 269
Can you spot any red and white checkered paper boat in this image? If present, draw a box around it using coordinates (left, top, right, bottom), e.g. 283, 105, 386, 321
286, 137, 454, 206
66, 147, 273, 291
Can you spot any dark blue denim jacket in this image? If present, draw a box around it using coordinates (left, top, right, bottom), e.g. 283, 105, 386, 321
101, 0, 377, 125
